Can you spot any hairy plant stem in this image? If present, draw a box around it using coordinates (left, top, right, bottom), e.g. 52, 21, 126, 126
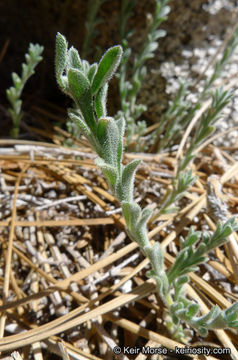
55, 32, 238, 344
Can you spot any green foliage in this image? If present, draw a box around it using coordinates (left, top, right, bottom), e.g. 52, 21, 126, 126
204, 25, 238, 92
168, 218, 238, 284
117, 0, 170, 150
82, 0, 108, 58
92, 46, 123, 95
6, 43, 43, 139
178, 88, 232, 173
145, 242, 169, 301
56, 33, 238, 344
159, 169, 197, 215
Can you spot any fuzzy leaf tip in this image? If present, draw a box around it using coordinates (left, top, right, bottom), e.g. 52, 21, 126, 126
92, 45, 122, 95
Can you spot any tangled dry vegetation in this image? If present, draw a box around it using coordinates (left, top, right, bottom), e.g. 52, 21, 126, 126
0, 118, 238, 359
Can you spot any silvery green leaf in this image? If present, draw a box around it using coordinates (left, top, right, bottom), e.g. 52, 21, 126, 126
120, 159, 141, 201
144, 242, 169, 301
146, 269, 169, 302
180, 264, 203, 277
225, 300, 238, 321
68, 111, 91, 138
28, 43, 43, 61
178, 154, 195, 172
88, 63, 98, 83
6, 87, 16, 102
97, 116, 110, 143
95, 157, 118, 189
14, 100, 22, 115
25, 53, 30, 63
220, 224, 234, 237
175, 275, 190, 288
68, 68, 96, 133
194, 243, 207, 257
81, 59, 90, 73
200, 306, 222, 327
171, 302, 184, 318
92, 45, 122, 95
55, 33, 68, 86
180, 227, 200, 249
9, 108, 23, 123
147, 41, 158, 54
67, 67, 89, 99
122, 201, 141, 232
116, 116, 126, 140
206, 218, 238, 251
226, 217, 238, 231
177, 169, 196, 193
186, 303, 200, 318
174, 275, 189, 300
153, 29, 166, 40
96, 117, 119, 166
115, 116, 125, 172
94, 83, 108, 119
172, 313, 180, 326
22, 63, 31, 79
138, 207, 153, 229
159, 5, 170, 17
195, 125, 214, 144
144, 242, 164, 276
67, 46, 82, 70
167, 249, 187, 283
12, 72, 21, 90
185, 302, 238, 334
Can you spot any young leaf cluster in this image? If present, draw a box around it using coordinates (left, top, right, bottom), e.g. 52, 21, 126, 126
158, 169, 197, 215
6, 43, 43, 139
171, 285, 238, 337
168, 218, 238, 284
170, 282, 238, 337
178, 87, 232, 173
204, 24, 238, 92
56, 33, 146, 206
168, 218, 238, 339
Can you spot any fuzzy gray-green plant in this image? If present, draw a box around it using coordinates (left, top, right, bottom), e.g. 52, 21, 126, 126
55, 32, 238, 342
149, 87, 232, 220
6, 43, 43, 139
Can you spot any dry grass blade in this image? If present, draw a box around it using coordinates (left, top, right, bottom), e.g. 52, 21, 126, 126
58, 340, 70, 360
0, 281, 156, 351
0, 218, 115, 227
0, 164, 29, 338
93, 321, 130, 360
